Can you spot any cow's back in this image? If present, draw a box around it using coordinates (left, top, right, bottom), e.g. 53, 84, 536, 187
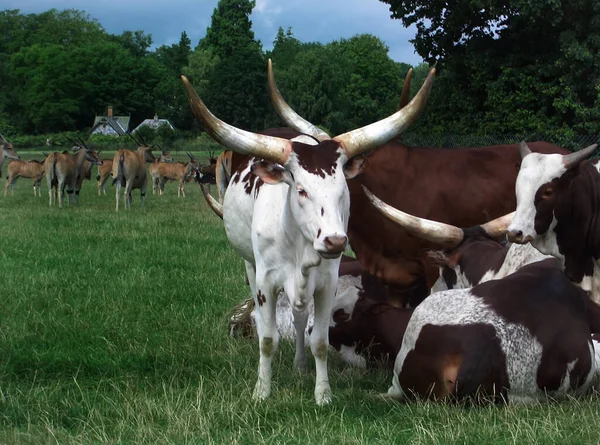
347, 141, 569, 302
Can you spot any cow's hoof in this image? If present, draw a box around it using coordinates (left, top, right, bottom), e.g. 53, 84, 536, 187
294, 357, 308, 373
253, 380, 270, 402
315, 385, 332, 406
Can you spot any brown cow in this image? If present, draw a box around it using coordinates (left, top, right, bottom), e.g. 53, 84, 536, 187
266, 61, 570, 307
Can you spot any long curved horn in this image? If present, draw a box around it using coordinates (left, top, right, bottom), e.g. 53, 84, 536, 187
182, 75, 292, 165
200, 183, 223, 219
334, 68, 435, 159
398, 68, 413, 110
480, 212, 514, 238
268, 59, 330, 141
128, 132, 141, 146
362, 185, 464, 248
563, 144, 598, 169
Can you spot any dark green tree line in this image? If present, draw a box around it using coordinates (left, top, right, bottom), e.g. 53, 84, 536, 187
379, 0, 600, 136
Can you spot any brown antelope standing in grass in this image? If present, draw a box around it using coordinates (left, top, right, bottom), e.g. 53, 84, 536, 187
112, 144, 157, 211
148, 145, 175, 195
0, 134, 20, 178
44, 144, 103, 207
157, 152, 199, 197
96, 158, 114, 195
4, 156, 47, 196
67, 136, 102, 203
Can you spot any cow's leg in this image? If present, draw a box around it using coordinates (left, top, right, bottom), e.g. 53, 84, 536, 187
292, 307, 309, 372
252, 274, 278, 402
311, 282, 336, 405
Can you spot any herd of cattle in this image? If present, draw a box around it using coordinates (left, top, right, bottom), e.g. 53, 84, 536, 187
0, 133, 219, 208
183, 60, 600, 406
4, 59, 600, 407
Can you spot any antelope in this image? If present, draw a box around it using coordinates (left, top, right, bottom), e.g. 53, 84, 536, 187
112, 143, 157, 211
4, 156, 47, 196
96, 158, 114, 195
67, 136, 102, 203
44, 144, 103, 207
0, 134, 20, 178
148, 145, 175, 195
157, 152, 199, 197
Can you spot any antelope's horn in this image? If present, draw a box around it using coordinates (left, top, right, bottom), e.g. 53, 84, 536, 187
480, 212, 514, 238
362, 185, 464, 249
398, 68, 413, 110
200, 183, 223, 219
563, 144, 598, 169
334, 68, 435, 159
182, 75, 292, 165
268, 59, 331, 142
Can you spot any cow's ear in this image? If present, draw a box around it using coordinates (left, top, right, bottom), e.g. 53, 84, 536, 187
343, 156, 366, 179
251, 161, 288, 184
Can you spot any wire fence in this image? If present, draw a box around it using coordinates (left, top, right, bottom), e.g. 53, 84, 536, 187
398, 133, 600, 154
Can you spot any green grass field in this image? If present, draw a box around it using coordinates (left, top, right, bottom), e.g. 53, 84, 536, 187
1, 153, 600, 444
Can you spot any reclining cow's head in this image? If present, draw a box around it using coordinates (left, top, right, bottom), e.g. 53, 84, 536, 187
507, 142, 597, 249
181, 62, 434, 259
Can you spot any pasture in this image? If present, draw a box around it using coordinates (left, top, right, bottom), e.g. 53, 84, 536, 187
0, 152, 599, 444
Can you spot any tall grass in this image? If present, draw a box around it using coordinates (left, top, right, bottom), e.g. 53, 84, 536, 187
0, 159, 599, 444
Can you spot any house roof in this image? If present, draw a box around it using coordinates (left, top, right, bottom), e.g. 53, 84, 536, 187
91, 116, 130, 135
133, 115, 175, 133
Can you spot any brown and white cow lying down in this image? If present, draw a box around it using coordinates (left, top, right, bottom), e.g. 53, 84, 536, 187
359, 188, 600, 403
388, 259, 600, 403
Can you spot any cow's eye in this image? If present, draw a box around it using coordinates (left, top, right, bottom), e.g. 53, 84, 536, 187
543, 187, 554, 198
297, 186, 308, 198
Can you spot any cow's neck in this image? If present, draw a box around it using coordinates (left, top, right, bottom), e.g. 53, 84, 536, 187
551, 162, 600, 302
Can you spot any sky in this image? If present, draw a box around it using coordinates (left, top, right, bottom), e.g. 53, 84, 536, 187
2, 0, 423, 65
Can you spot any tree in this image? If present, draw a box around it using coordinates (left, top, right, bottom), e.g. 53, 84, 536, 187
379, 0, 600, 135
191, 0, 268, 131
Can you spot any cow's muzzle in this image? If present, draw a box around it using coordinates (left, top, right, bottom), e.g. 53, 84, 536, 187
318, 234, 348, 259
507, 229, 533, 244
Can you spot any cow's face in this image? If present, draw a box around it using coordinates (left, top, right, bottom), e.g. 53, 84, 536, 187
508, 152, 567, 245
252, 137, 350, 260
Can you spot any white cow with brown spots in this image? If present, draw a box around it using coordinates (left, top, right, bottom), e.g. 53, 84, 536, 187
181, 61, 434, 404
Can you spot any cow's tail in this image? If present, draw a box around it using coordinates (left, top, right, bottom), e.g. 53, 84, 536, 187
112, 152, 125, 186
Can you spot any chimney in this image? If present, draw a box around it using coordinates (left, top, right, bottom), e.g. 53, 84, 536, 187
107, 106, 113, 117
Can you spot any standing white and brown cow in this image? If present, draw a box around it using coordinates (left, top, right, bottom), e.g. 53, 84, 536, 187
507, 142, 600, 302
181, 62, 434, 405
